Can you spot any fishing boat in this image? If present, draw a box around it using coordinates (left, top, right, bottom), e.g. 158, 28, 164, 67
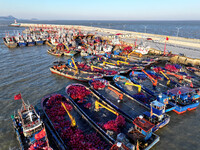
165, 86, 199, 114
11, 94, 52, 150
68, 58, 119, 78
151, 66, 200, 88
66, 83, 159, 150
3, 36, 18, 48
26, 37, 35, 46
111, 54, 156, 67
15, 35, 27, 47
129, 70, 176, 96
41, 94, 111, 149
186, 66, 200, 77
47, 49, 64, 56
90, 57, 137, 74
35, 38, 44, 45
113, 75, 176, 112
55, 43, 79, 57
50, 61, 103, 82
89, 78, 170, 132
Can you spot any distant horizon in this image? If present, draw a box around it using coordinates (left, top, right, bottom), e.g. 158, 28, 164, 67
15, 18, 200, 22
1, 0, 200, 20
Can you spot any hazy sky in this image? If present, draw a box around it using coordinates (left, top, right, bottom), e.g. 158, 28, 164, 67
1, 0, 200, 20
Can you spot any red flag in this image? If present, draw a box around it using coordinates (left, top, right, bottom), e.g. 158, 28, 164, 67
166, 37, 169, 41
178, 90, 181, 95
35, 128, 46, 140
14, 94, 21, 100
190, 82, 193, 88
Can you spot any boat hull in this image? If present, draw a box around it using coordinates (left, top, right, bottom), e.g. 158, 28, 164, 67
27, 41, 35, 46
36, 40, 44, 45
173, 102, 199, 114
4, 40, 17, 48
18, 42, 27, 47
50, 67, 103, 82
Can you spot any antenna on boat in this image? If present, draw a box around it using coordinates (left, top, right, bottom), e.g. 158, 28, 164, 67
20, 93, 27, 110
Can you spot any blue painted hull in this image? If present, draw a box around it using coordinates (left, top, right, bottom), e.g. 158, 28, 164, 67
173, 102, 199, 114
36, 40, 44, 45
18, 42, 26, 47
153, 116, 170, 132
27, 41, 35, 46
129, 72, 176, 112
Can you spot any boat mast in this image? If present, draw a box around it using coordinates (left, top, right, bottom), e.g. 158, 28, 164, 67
20, 93, 27, 110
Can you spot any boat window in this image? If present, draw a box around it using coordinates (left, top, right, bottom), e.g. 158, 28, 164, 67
135, 126, 142, 132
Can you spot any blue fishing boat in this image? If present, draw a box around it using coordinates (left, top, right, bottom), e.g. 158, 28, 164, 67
35, 39, 44, 45
165, 86, 199, 114
151, 66, 200, 88
129, 70, 177, 112
26, 37, 35, 46
18, 41, 27, 47
89, 78, 170, 132
113, 75, 175, 113
66, 83, 160, 150
16, 36, 27, 47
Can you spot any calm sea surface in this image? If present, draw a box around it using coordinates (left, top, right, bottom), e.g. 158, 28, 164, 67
0, 20, 199, 150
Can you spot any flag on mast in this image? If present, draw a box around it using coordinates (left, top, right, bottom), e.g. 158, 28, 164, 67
14, 94, 22, 100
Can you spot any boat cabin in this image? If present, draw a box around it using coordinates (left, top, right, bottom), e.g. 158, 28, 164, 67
19, 106, 42, 137
143, 101, 166, 123
131, 116, 155, 141
157, 94, 169, 105
167, 86, 198, 104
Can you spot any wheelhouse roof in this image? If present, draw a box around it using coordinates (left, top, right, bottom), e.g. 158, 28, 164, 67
133, 117, 155, 132
167, 86, 194, 95
151, 100, 165, 107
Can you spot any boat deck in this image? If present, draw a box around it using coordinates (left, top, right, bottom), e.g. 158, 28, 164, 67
96, 85, 148, 119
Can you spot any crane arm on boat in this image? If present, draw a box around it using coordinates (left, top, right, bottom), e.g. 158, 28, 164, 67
166, 71, 183, 80
70, 58, 78, 71
91, 65, 102, 71
117, 60, 129, 65
116, 55, 128, 61
103, 61, 116, 66
62, 42, 69, 51
125, 82, 141, 93
160, 71, 170, 86
107, 86, 123, 100
61, 102, 76, 127
128, 50, 142, 58
95, 100, 119, 116
142, 69, 158, 87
